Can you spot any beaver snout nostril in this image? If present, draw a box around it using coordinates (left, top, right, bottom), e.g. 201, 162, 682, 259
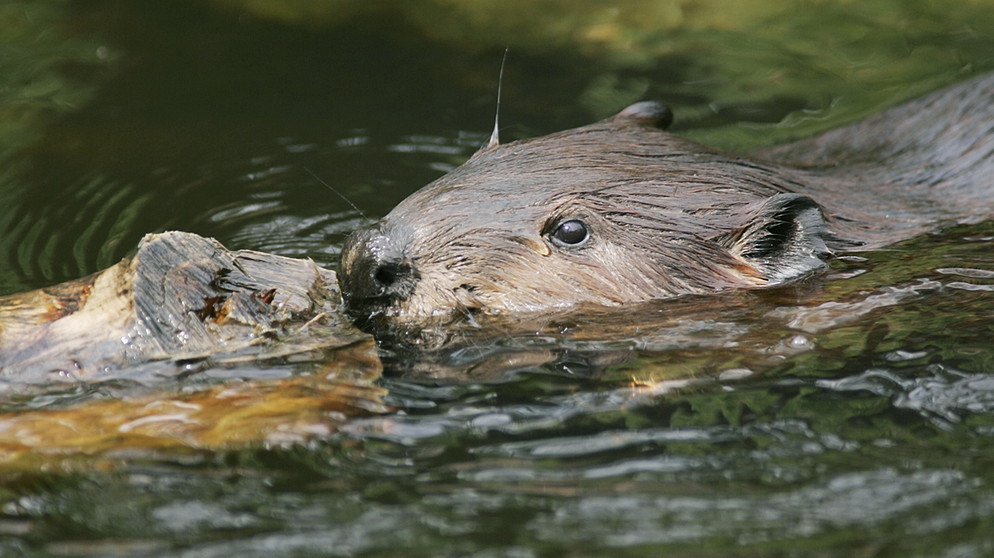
339, 225, 419, 317
373, 264, 399, 290
372, 262, 416, 299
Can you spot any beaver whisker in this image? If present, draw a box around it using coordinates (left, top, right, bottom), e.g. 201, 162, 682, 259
302, 166, 374, 226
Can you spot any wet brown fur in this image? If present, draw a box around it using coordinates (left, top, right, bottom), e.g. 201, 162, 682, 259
340, 73, 994, 330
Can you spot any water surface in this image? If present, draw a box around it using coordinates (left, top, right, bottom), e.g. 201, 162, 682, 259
2, 1, 994, 556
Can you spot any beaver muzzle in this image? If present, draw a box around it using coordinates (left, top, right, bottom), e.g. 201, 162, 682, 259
339, 224, 419, 321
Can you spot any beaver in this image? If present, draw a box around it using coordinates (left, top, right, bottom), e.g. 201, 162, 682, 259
339, 72, 994, 331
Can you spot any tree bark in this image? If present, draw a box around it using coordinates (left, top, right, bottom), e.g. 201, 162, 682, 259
0, 232, 377, 384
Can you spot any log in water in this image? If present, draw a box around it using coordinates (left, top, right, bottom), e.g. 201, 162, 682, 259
0, 231, 377, 384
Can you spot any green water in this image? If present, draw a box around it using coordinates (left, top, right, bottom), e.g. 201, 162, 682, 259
2, 1, 994, 556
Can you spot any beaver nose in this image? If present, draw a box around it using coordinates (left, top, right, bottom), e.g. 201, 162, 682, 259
339, 225, 418, 314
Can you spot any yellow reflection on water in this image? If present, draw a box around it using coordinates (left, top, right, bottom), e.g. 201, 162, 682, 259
0, 340, 387, 473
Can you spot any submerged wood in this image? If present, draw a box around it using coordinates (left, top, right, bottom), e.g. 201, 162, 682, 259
0, 346, 389, 472
0, 231, 377, 383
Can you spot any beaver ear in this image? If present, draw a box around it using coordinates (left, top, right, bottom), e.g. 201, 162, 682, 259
719, 193, 831, 284
610, 101, 674, 130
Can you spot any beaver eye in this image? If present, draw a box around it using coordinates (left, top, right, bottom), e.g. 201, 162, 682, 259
550, 219, 589, 247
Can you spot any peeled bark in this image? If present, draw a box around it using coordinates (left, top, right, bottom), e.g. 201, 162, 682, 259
0, 231, 377, 384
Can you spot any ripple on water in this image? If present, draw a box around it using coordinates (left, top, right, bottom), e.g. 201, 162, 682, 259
818, 365, 994, 428
935, 265, 994, 293
935, 267, 994, 280
1, 174, 153, 291
524, 468, 977, 547
219, 211, 364, 265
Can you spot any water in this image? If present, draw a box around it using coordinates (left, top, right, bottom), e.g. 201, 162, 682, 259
2, 1, 994, 555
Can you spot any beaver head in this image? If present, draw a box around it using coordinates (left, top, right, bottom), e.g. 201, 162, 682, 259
339, 102, 831, 330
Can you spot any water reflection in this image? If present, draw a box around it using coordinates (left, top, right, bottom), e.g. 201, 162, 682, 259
3, 232, 993, 556
820, 366, 994, 429
2, 0, 994, 555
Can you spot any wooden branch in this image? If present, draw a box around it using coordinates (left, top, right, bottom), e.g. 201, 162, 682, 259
0, 232, 377, 384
